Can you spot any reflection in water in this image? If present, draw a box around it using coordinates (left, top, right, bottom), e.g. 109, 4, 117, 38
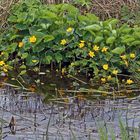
0, 86, 140, 140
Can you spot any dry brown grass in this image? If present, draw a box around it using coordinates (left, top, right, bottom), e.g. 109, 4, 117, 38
0, 0, 20, 31
91, 0, 140, 20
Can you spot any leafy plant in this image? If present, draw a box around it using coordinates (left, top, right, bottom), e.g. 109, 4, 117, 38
0, 0, 140, 86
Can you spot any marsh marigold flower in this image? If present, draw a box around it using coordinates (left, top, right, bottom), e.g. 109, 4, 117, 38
29, 36, 37, 43
101, 47, 108, 52
79, 41, 85, 48
126, 79, 133, 85
101, 78, 106, 83
120, 55, 126, 60
88, 51, 95, 58
130, 53, 135, 59
66, 27, 73, 33
93, 45, 99, 52
60, 39, 67, 45
18, 42, 24, 48
0, 61, 5, 66
103, 64, 108, 70
112, 69, 118, 75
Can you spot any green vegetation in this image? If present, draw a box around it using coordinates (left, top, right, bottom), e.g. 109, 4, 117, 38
97, 117, 139, 140
0, 0, 140, 87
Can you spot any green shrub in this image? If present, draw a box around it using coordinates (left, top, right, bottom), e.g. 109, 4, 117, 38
0, 0, 140, 85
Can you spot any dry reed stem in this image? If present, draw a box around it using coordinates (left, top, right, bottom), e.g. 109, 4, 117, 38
0, 0, 20, 31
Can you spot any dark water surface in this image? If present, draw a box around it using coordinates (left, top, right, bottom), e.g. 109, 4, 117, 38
0, 72, 140, 140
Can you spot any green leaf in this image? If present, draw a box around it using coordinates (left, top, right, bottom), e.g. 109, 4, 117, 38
106, 36, 116, 44
131, 41, 140, 46
44, 55, 53, 64
86, 13, 99, 22
104, 18, 119, 27
19, 70, 27, 75
26, 55, 39, 66
82, 24, 101, 31
21, 53, 28, 59
94, 36, 103, 43
32, 44, 45, 52
55, 53, 63, 63
9, 35, 20, 41
19, 65, 26, 69
40, 11, 57, 19
8, 15, 17, 23
78, 15, 89, 22
112, 46, 125, 54
120, 27, 132, 34
15, 24, 27, 30
121, 36, 135, 44
60, 4, 79, 15
133, 31, 140, 38
7, 43, 17, 53
17, 12, 28, 23
44, 35, 55, 42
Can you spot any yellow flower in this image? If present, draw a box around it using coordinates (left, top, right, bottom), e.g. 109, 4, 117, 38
126, 79, 134, 85
32, 60, 38, 63
80, 40, 85, 43
79, 42, 85, 48
130, 53, 135, 59
3, 68, 8, 73
93, 45, 99, 52
18, 42, 24, 48
103, 64, 108, 70
60, 39, 67, 45
0, 61, 5, 66
107, 75, 112, 81
66, 27, 73, 33
112, 69, 118, 75
120, 55, 126, 60
101, 78, 106, 83
88, 51, 95, 58
101, 47, 108, 52
29, 36, 37, 43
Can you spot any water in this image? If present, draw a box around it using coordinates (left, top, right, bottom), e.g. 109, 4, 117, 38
0, 86, 140, 140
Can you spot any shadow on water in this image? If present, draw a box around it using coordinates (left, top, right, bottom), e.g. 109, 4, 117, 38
0, 71, 140, 140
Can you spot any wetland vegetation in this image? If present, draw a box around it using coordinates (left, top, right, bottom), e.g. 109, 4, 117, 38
0, 0, 140, 139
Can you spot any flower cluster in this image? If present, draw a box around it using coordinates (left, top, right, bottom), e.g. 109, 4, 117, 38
1, 2, 139, 90
0, 61, 9, 73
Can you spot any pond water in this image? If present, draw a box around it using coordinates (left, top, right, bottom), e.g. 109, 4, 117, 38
0, 72, 140, 140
